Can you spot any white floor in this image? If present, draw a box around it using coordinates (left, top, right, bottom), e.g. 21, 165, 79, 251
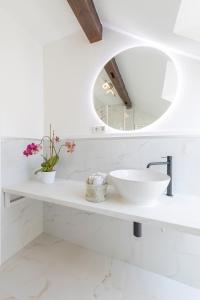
0, 234, 199, 300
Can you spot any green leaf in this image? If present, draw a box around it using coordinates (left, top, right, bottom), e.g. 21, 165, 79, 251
34, 168, 43, 175
39, 154, 59, 172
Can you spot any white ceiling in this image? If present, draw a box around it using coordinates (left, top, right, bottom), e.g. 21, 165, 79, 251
95, 0, 181, 40
174, 0, 200, 43
1, 0, 200, 57
94, 0, 200, 58
0, 0, 80, 45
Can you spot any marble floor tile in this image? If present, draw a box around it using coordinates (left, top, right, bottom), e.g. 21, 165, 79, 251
0, 234, 199, 300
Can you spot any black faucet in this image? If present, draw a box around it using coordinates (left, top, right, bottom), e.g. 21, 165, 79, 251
146, 156, 173, 197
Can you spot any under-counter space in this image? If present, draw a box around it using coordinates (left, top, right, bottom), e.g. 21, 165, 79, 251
2, 179, 200, 236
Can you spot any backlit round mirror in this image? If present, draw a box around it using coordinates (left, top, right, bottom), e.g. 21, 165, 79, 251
93, 47, 178, 131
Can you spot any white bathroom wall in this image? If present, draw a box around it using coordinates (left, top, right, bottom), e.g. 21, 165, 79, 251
0, 8, 44, 264
0, 8, 44, 139
1, 138, 43, 263
44, 28, 200, 137
44, 137, 200, 289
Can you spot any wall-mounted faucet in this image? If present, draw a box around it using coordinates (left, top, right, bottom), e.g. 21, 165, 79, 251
146, 156, 173, 197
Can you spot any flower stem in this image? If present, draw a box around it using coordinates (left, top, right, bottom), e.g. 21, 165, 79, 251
39, 136, 58, 157
50, 124, 52, 157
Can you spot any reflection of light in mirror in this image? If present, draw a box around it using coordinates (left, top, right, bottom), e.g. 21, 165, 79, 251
124, 111, 129, 118
174, 0, 200, 43
162, 60, 177, 103
102, 80, 116, 96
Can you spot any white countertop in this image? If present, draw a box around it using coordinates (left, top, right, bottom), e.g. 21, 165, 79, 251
3, 179, 200, 235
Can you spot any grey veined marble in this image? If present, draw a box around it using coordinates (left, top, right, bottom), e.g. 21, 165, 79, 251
0, 234, 200, 300
3, 137, 200, 292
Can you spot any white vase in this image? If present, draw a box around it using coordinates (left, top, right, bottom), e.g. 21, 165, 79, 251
40, 171, 56, 184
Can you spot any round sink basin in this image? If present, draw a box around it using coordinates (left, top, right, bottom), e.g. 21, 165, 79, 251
109, 169, 170, 206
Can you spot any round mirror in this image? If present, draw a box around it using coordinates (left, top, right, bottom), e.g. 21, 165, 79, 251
93, 47, 178, 131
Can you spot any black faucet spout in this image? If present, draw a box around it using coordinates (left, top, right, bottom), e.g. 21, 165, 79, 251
146, 156, 173, 197
147, 161, 167, 168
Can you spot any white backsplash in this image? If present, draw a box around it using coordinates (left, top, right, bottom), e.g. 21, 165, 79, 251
2, 137, 200, 289
55, 137, 200, 196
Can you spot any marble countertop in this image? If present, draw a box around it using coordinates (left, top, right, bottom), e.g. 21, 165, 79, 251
3, 179, 200, 235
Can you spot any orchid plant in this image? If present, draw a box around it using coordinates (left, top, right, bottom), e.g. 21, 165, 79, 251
23, 125, 75, 174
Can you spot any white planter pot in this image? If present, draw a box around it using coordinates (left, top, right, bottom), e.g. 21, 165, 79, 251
40, 171, 56, 184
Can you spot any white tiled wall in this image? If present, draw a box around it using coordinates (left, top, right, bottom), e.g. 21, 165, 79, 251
2, 137, 200, 289
55, 137, 200, 196
1, 138, 43, 263
44, 137, 200, 289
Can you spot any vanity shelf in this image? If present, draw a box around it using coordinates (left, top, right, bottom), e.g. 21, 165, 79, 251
2, 179, 200, 236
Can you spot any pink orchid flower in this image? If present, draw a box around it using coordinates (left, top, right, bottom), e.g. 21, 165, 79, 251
55, 136, 60, 143
23, 143, 41, 157
65, 141, 76, 153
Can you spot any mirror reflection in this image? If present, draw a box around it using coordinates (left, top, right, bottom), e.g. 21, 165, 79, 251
93, 47, 178, 131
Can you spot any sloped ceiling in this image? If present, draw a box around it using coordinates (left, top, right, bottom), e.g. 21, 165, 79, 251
95, 0, 181, 41
1, 0, 200, 57
94, 0, 200, 58
0, 0, 80, 45
174, 0, 200, 43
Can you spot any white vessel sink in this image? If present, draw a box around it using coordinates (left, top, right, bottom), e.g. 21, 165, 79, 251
109, 169, 170, 206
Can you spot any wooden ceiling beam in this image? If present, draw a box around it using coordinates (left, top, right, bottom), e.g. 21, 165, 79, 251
67, 0, 102, 43
105, 58, 132, 109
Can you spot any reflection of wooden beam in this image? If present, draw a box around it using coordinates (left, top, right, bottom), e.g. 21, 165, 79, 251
67, 0, 102, 43
105, 58, 132, 108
